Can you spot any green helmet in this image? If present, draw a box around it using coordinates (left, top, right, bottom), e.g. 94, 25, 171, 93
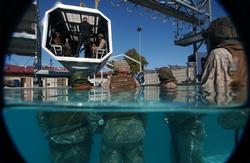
203, 16, 238, 39
71, 71, 89, 86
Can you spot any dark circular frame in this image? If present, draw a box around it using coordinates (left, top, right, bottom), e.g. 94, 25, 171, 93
0, 0, 249, 162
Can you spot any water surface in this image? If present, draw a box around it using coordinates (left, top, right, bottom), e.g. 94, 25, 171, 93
3, 85, 248, 163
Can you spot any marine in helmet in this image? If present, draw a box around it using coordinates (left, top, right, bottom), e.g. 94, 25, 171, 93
102, 60, 140, 90
201, 16, 247, 95
71, 71, 93, 90
200, 16, 248, 147
157, 67, 177, 89
157, 67, 206, 163
100, 60, 145, 163
36, 72, 97, 163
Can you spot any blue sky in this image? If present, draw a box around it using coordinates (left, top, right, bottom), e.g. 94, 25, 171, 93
7, 0, 227, 70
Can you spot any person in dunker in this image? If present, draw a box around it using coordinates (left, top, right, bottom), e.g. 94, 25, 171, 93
63, 38, 72, 57
92, 33, 107, 58
36, 72, 101, 163
158, 67, 206, 163
76, 16, 93, 57
200, 16, 249, 145
51, 31, 63, 56
53, 32, 62, 45
100, 60, 145, 163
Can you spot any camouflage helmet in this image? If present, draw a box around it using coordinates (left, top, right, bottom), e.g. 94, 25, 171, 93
202, 16, 238, 39
113, 60, 130, 73
71, 71, 89, 86
158, 67, 176, 82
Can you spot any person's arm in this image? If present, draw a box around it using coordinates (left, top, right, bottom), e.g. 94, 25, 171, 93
98, 39, 106, 49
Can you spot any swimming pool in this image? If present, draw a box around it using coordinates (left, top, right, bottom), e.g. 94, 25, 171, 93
3, 85, 248, 163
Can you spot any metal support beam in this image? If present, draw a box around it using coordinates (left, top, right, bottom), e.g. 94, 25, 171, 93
174, 31, 204, 46
127, 0, 203, 24
175, 0, 199, 13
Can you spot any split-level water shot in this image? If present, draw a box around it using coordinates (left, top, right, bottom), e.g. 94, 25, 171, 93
2, 0, 249, 163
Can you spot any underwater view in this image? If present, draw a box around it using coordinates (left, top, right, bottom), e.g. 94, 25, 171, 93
3, 86, 248, 163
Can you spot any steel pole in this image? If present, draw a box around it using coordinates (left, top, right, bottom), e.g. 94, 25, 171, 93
138, 26, 142, 72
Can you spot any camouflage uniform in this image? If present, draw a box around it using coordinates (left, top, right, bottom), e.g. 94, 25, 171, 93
201, 16, 247, 104
101, 113, 145, 163
158, 67, 206, 163
102, 60, 140, 90
165, 113, 206, 163
37, 112, 92, 163
101, 60, 145, 163
37, 72, 100, 163
201, 16, 248, 146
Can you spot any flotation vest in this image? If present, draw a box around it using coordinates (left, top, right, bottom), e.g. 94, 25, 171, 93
109, 74, 137, 90
217, 40, 248, 87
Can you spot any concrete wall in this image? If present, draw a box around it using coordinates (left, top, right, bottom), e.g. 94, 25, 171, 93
144, 73, 159, 85
42, 77, 68, 88
171, 66, 195, 83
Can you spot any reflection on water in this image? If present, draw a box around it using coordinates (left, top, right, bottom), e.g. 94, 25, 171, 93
3, 85, 248, 110
3, 85, 249, 163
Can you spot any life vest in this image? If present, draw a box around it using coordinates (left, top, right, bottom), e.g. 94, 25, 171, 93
109, 74, 137, 90
217, 40, 248, 87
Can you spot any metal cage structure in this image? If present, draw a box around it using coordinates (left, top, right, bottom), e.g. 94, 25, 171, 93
42, 3, 113, 76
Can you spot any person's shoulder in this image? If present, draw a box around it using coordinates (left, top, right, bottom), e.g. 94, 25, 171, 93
162, 82, 177, 89
213, 47, 230, 53
210, 48, 232, 58
208, 48, 232, 60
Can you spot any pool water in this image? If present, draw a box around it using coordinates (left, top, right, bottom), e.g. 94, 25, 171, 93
3, 85, 249, 163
